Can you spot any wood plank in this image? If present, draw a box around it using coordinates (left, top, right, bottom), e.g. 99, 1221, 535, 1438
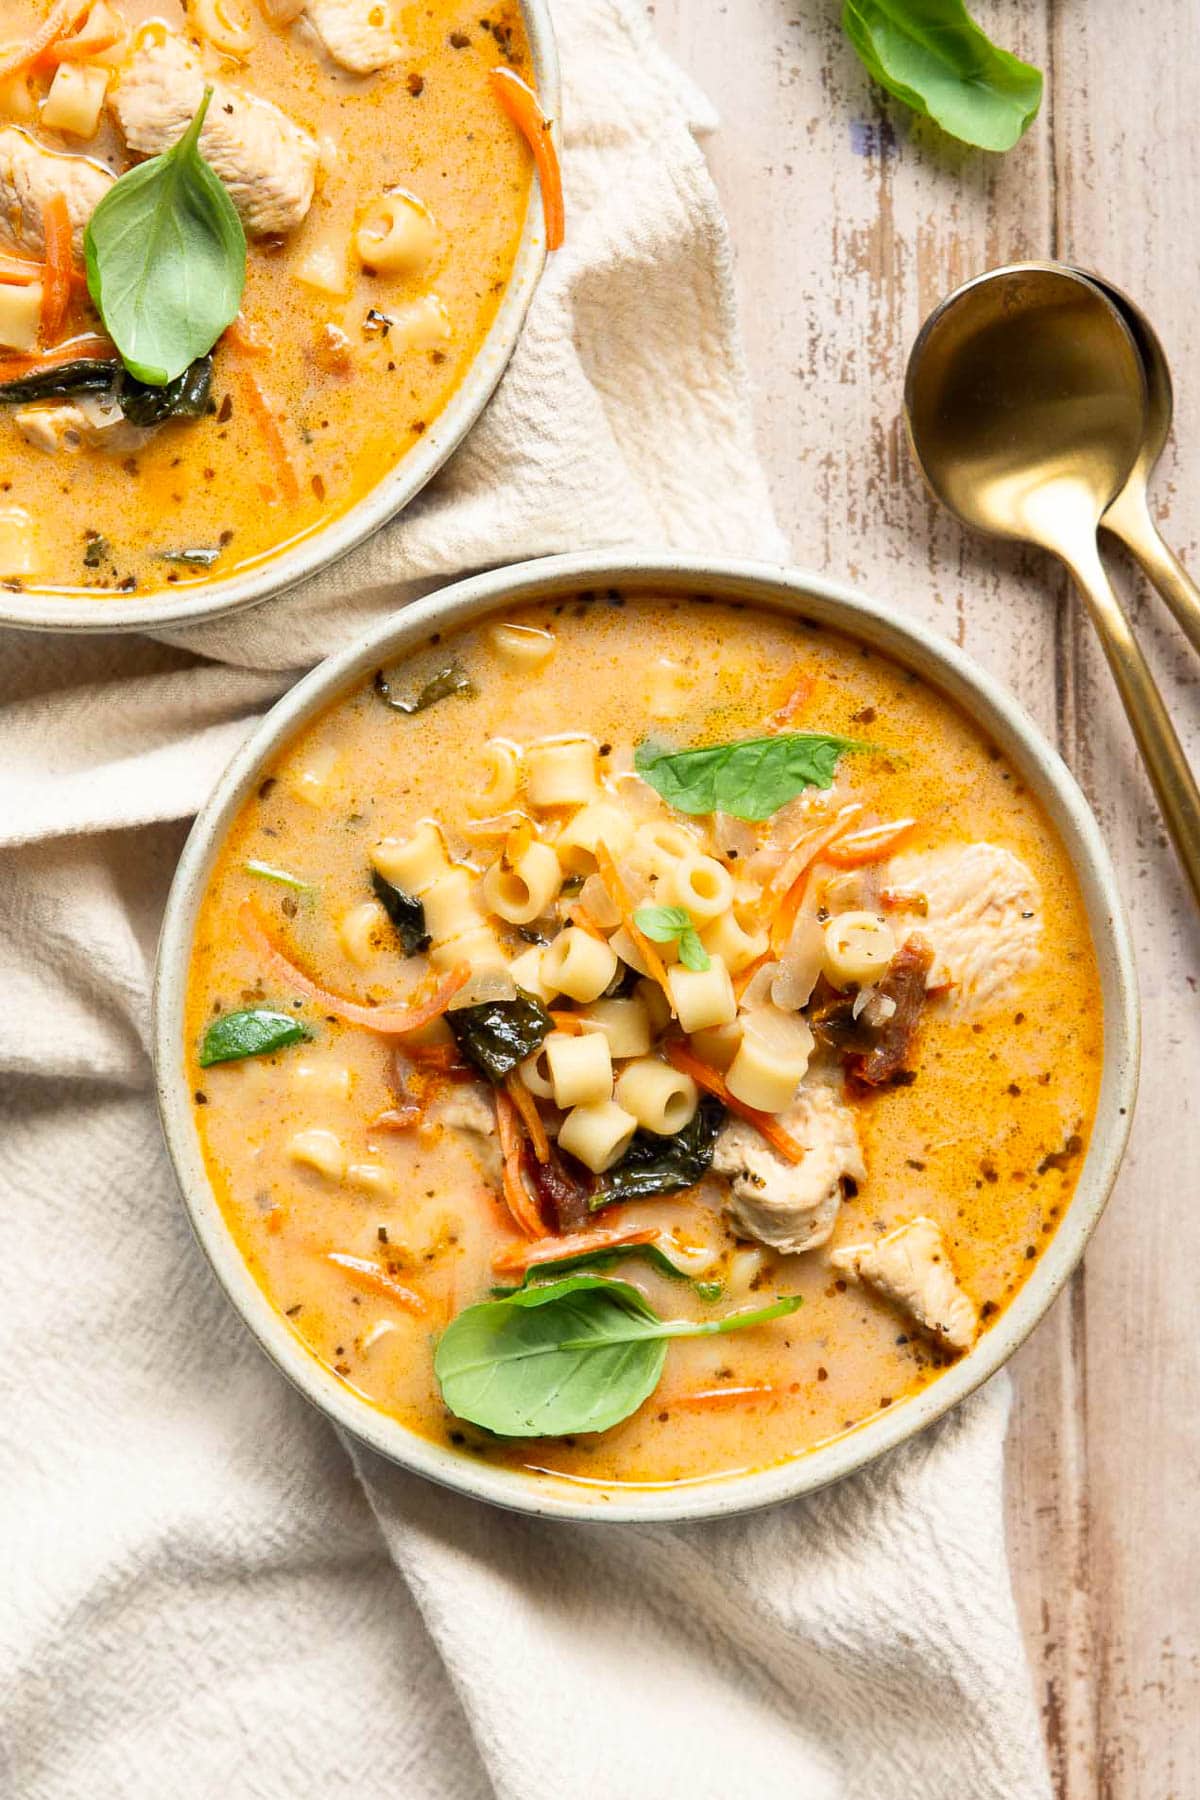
649, 1, 1200, 1792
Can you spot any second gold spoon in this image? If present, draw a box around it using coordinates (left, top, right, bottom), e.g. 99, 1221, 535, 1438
904, 262, 1200, 908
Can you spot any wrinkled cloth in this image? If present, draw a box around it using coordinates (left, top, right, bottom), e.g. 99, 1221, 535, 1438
0, 2, 1050, 1796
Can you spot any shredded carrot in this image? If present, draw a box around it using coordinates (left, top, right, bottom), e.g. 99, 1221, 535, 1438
238, 367, 301, 506
0, 0, 89, 81
40, 193, 73, 345
763, 803, 864, 952
593, 840, 674, 1008
824, 818, 918, 868
492, 1223, 659, 1277
548, 1009, 588, 1033
559, 901, 607, 939
664, 1039, 807, 1165
406, 1042, 465, 1070
660, 1383, 778, 1411
732, 949, 773, 1001
0, 254, 43, 286
238, 900, 469, 1034
369, 1104, 422, 1131
879, 885, 928, 916
503, 1070, 550, 1164
489, 66, 564, 253
768, 672, 815, 728
462, 811, 526, 841
224, 312, 271, 356
41, 18, 123, 62
325, 1252, 426, 1313
0, 334, 116, 379
493, 1088, 547, 1236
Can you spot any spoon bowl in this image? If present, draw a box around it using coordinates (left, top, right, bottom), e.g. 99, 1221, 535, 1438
905, 261, 1200, 908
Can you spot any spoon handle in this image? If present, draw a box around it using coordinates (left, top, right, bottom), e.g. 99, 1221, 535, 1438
1103, 486, 1200, 659
1065, 538, 1200, 909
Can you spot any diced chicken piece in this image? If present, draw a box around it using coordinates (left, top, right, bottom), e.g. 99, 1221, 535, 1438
831, 1215, 978, 1352
110, 30, 317, 236
712, 1082, 865, 1255
0, 126, 114, 257
14, 395, 155, 455
888, 841, 1042, 1011
304, 0, 401, 73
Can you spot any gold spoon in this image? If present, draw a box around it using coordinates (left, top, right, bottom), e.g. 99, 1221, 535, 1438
904, 261, 1200, 908
1074, 269, 1200, 657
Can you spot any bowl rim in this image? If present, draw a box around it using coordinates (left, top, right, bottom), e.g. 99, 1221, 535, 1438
152, 551, 1140, 1522
0, 0, 560, 636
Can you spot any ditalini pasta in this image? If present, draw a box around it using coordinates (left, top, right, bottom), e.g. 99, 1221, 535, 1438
186, 592, 1103, 1487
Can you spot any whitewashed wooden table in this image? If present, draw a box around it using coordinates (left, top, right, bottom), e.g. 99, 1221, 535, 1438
654, 2, 1200, 1792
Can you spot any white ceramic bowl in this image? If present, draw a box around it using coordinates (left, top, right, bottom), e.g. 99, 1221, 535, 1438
153, 553, 1139, 1521
4, 3, 559, 635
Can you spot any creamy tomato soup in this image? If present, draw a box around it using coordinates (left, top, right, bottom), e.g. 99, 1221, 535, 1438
185, 595, 1103, 1488
0, 0, 538, 597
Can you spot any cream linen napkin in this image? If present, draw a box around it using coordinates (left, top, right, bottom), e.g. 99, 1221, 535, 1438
0, 3, 1052, 1795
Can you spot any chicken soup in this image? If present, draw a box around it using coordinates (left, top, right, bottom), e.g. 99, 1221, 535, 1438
184, 594, 1103, 1487
0, 0, 549, 598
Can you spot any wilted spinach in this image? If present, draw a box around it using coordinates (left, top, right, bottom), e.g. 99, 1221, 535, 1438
371, 870, 430, 956
591, 1096, 724, 1209
374, 660, 475, 715
448, 993, 553, 1082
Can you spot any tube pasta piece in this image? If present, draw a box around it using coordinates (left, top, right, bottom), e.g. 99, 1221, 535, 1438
40, 59, 110, 136
540, 925, 618, 1003
518, 1045, 555, 1100
607, 926, 651, 979
662, 853, 734, 923
287, 1126, 347, 1181
337, 898, 388, 966
468, 741, 521, 815
348, 1162, 399, 1199
666, 958, 736, 1034
636, 977, 671, 1035
508, 945, 554, 1005
371, 822, 448, 896
629, 819, 698, 883
525, 736, 599, 808
822, 911, 896, 988
614, 1058, 698, 1136
664, 1038, 807, 1165
574, 996, 652, 1060
700, 908, 769, 976
488, 621, 556, 669
0, 281, 41, 353
726, 1008, 815, 1114
544, 1028, 613, 1108
428, 926, 507, 974
325, 1252, 425, 1313
555, 800, 635, 875
191, 0, 255, 56
355, 188, 442, 276
557, 1098, 638, 1174
422, 868, 485, 944
689, 1020, 741, 1072
482, 840, 562, 925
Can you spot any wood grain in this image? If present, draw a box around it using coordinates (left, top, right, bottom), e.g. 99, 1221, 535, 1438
651, 1, 1200, 1791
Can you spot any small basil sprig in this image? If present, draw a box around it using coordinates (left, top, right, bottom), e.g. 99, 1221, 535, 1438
633, 903, 709, 971
199, 1007, 309, 1067
85, 89, 246, 386
435, 1274, 800, 1437
635, 733, 875, 822
493, 1241, 723, 1300
841, 0, 1042, 153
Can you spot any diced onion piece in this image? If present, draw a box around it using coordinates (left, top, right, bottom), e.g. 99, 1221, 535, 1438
447, 964, 517, 1010
355, 188, 441, 276
557, 1099, 638, 1174
41, 57, 109, 134
822, 910, 896, 988
577, 872, 622, 929
293, 231, 350, 297
488, 621, 556, 668
0, 63, 36, 121
771, 912, 825, 1010
667, 958, 736, 1034
387, 294, 452, 352
288, 1127, 347, 1181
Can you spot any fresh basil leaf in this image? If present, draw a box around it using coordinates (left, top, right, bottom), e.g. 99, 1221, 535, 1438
677, 928, 710, 972
199, 1007, 309, 1067
591, 1096, 724, 1209
841, 0, 1042, 153
632, 904, 711, 971
119, 355, 213, 424
85, 88, 246, 386
374, 661, 476, 716
635, 733, 874, 822
245, 859, 311, 892
448, 992, 553, 1083
370, 870, 429, 956
0, 360, 118, 404
493, 1241, 723, 1299
435, 1274, 801, 1437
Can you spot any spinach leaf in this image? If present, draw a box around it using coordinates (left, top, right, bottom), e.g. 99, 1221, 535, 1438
0, 360, 118, 404
371, 870, 430, 956
435, 1274, 801, 1437
374, 661, 475, 716
591, 1095, 724, 1209
841, 0, 1042, 153
493, 1241, 722, 1300
119, 355, 213, 425
635, 733, 874, 821
199, 1007, 309, 1067
448, 993, 553, 1082
633, 903, 710, 971
85, 88, 246, 386
160, 546, 222, 568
